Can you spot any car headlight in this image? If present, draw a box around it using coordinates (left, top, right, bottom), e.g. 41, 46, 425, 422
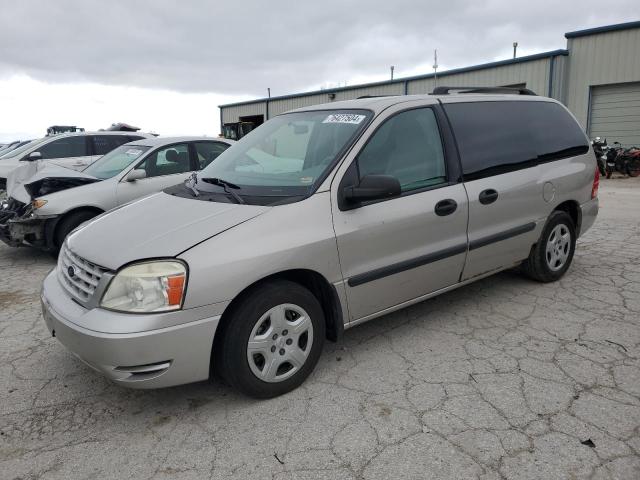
100, 261, 187, 313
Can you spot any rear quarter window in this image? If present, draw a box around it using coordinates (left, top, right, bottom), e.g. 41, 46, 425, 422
444, 101, 589, 181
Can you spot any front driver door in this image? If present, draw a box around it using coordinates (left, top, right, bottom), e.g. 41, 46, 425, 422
331, 104, 469, 322
116, 142, 194, 205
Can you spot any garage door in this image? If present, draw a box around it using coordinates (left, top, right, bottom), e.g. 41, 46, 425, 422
590, 82, 640, 147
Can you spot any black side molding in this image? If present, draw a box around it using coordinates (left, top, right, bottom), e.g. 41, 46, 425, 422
347, 244, 467, 287
347, 222, 537, 288
469, 222, 536, 251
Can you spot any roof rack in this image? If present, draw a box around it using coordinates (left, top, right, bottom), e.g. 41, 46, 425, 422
431, 86, 537, 96
356, 95, 398, 99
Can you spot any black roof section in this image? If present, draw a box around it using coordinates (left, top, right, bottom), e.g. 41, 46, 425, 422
219, 49, 568, 108
565, 20, 640, 39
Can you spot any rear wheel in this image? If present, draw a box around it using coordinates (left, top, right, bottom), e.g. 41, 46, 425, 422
215, 280, 325, 398
53, 210, 98, 252
626, 158, 640, 177
521, 211, 576, 283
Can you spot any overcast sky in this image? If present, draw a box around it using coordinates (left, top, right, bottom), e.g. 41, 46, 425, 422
0, 1, 637, 141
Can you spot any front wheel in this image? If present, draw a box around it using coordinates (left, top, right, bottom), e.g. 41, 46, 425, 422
215, 280, 325, 398
521, 211, 576, 283
53, 210, 98, 253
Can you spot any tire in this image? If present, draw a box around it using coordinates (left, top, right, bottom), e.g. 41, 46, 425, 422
53, 210, 98, 252
521, 211, 576, 283
215, 280, 325, 398
626, 160, 640, 177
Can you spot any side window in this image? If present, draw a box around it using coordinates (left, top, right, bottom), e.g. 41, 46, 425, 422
92, 135, 132, 156
444, 101, 589, 181
136, 143, 191, 178
194, 141, 230, 169
357, 108, 446, 192
444, 102, 537, 181
528, 102, 589, 161
38, 136, 87, 159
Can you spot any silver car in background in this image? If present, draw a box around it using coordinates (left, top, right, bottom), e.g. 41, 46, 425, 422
0, 131, 152, 194
0, 136, 233, 252
40, 91, 599, 398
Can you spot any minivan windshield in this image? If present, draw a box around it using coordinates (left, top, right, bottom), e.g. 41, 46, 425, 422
0, 137, 47, 159
84, 144, 150, 179
198, 109, 372, 200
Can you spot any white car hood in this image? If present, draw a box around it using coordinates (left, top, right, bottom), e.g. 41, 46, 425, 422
66, 192, 269, 270
7, 162, 94, 203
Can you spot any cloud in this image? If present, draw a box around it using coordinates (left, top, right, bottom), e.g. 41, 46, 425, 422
1, 0, 637, 98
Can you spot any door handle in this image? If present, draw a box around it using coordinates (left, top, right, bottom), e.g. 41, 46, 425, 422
434, 199, 457, 216
479, 189, 499, 205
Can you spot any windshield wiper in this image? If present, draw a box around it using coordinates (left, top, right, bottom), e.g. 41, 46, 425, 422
202, 177, 241, 189
201, 177, 245, 204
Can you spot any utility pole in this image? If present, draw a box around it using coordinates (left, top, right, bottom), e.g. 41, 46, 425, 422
433, 50, 438, 88
390, 65, 395, 80
513, 42, 518, 59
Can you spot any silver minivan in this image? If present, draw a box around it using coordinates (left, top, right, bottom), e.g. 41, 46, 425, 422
41, 90, 599, 398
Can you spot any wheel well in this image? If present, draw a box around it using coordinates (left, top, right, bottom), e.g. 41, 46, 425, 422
217, 269, 345, 345
553, 200, 581, 234
49, 207, 104, 247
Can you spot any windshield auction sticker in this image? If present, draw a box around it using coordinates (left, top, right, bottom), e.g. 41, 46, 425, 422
125, 149, 143, 156
322, 114, 366, 124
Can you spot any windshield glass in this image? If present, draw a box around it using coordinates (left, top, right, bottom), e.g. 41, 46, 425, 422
0, 137, 48, 159
198, 109, 371, 198
84, 144, 150, 179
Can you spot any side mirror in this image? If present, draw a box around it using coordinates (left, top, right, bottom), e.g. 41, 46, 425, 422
23, 151, 42, 162
125, 169, 146, 182
343, 174, 401, 204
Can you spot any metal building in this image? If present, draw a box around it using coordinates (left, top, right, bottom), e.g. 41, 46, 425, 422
220, 20, 640, 146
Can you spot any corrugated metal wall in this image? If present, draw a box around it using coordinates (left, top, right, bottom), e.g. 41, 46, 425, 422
565, 28, 640, 129
221, 102, 267, 124
407, 57, 550, 96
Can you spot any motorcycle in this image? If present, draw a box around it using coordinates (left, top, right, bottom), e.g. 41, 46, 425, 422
617, 146, 640, 177
604, 142, 640, 178
591, 137, 608, 176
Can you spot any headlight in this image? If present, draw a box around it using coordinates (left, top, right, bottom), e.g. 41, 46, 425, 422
100, 261, 187, 313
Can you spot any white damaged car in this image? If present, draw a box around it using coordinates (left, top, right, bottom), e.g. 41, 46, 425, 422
0, 136, 233, 252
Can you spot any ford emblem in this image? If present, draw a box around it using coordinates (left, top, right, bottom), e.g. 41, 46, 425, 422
68, 266, 76, 278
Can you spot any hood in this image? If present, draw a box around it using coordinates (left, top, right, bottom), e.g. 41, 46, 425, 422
67, 192, 269, 270
7, 162, 97, 203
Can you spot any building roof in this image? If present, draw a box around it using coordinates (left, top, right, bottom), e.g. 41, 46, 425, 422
219, 49, 568, 108
565, 20, 640, 39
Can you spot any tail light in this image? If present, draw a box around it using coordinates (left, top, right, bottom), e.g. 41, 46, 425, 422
591, 166, 599, 199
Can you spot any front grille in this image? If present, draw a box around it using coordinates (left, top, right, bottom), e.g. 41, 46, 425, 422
57, 243, 108, 303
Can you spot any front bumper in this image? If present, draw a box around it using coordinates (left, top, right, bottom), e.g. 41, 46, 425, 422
41, 270, 223, 389
579, 197, 599, 237
0, 216, 49, 248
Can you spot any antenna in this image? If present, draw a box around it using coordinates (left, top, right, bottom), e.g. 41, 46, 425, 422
390, 65, 395, 80
513, 42, 518, 59
433, 50, 438, 88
